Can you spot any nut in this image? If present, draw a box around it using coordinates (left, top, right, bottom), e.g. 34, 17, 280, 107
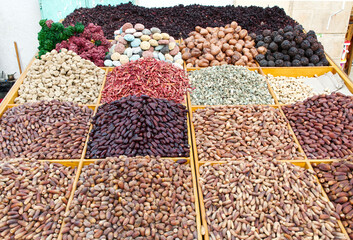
193, 105, 304, 161
62, 156, 197, 240
0, 159, 76, 239
200, 159, 346, 239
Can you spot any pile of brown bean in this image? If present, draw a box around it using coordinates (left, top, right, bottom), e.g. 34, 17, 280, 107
86, 95, 189, 158
199, 160, 346, 240
0, 100, 92, 159
283, 93, 353, 159
0, 159, 76, 239
313, 161, 353, 239
193, 106, 304, 161
61, 156, 197, 240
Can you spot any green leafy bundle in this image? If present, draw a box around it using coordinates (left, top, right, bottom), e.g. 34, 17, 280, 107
37, 19, 84, 58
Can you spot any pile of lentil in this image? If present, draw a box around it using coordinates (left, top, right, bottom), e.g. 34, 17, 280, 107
283, 93, 353, 159
62, 156, 197, 239
0, 100, 92, 160
200, 159, 346, 239
87, 95, 189, 158
189, 65, 273, 105
193, 105, 304, 161
63, 3, 297, 38
0, 159, 77, 240
101, 58, 190, 104
266, 74, 330, 104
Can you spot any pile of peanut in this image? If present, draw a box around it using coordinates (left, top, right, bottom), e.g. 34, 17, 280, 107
193, 106, 304, 161
0, 159, 76, 239
62, 156, 197, 240
199, 159, 346, 240
15, 49, 105, 104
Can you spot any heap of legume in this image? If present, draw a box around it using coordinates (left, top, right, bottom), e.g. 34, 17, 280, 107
0, 100, 92, 160
266, 74, 330, 104
283, 93, 353, 159
193, 105, 304, 161
189, 65, 273, 105
87, 95, 189, 158
62, 156, 197, 239
200, 159, 346, 240
101, 58, 190, 104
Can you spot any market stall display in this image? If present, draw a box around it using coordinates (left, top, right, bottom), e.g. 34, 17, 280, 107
0, 3, 353, 240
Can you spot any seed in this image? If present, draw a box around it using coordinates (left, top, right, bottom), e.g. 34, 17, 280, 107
62, 156, 197, 239
0, 100, 92, 160
0, 159, 76, 239
200, 159, 346, 239
193, 105, 304, 161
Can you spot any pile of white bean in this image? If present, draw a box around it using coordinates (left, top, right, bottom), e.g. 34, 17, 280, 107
266, 74, 329, 104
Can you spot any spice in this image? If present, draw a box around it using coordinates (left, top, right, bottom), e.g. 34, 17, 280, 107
283, 93, 353, 159
0, 159, 77, 240
101, 58, 190, 104
313, 161, 353, 239
56, 23, 111, 67
62, 156, 197, 240
63, 3, 297, 39
87, 95, 189, 158
193, 105, 304, 161
200, 159, 346, 239
0, 100, 92, 159
189, 65, 273, 105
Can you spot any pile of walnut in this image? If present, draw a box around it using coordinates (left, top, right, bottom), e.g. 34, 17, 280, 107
15, 49, 105, 105
180, 21, 262, 67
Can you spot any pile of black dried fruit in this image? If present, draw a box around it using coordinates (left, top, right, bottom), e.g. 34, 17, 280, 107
255, 25, 329, 67
0, 100, 92, 160
0, 159, 77, 240
61, 156, 197, 239
283, 93, 353, 159
63, 3, 297, 39
86, 95, 189, 158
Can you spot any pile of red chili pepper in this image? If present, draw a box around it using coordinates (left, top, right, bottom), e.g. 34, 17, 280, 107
101, 58, 191, 104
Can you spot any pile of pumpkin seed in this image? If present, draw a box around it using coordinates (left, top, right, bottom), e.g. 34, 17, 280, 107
189, 65, 274, 105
